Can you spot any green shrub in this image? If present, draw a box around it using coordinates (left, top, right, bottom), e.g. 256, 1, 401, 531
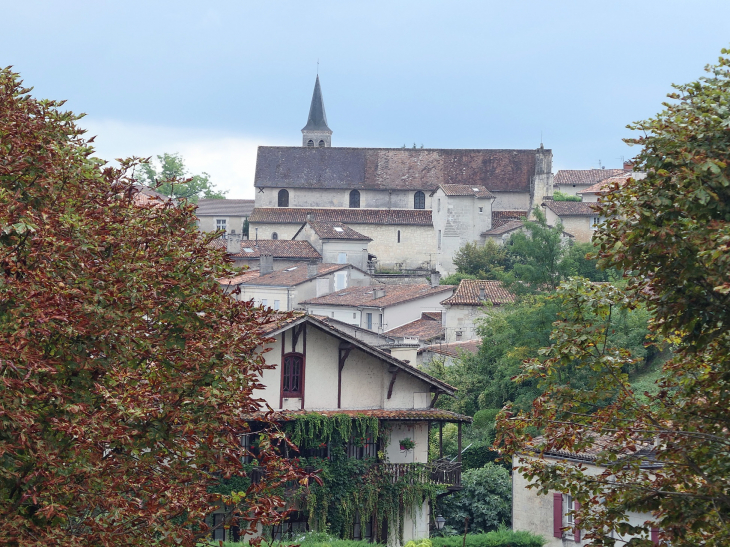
430, 528, 545, 547
552, 190, 581, 202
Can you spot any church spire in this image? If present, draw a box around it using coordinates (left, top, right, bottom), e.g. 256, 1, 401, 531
302, 75, 332, 147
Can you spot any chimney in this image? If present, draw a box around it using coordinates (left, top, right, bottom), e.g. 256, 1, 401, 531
306, 212, 313, 223
623, 161, 635, 171
260, 253, 274, 275
479, 286, 486, 301
307, 260, 318, 278
373, 288, 386, 300
430, 270, 441, 288
226, 232, 242, 254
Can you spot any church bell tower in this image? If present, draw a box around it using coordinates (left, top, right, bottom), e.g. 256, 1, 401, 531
302, 75, 332, 147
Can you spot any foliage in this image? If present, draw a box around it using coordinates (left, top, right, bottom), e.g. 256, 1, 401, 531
243, 217, 250, 237
0, 68, 305, 546
136, 151, 227, 201
399, 437, 416, 450
452, 240, 513, 279
430, 528, 545, 547
563, 241, 613, 282
437, 464, 511, 533
552, 190, 582, 202
440, 272, 478, 285
498, 51, 730, 546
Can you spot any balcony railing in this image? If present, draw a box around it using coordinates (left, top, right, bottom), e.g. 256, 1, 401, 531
379, 459, 461, 488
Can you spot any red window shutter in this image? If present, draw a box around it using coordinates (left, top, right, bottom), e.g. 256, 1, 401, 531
651, 528, 659, 545
553, 493, 563, 538
573, 501, 581, 542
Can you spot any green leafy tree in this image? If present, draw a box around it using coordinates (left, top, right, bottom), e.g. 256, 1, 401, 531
497, 51, 730, 546
453, 240, 513, 279
136, 151, 227, 201
437, 464, 512, 533
0, 69, 303, 546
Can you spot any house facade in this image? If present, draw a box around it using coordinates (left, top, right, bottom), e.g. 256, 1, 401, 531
440, 280, 515, 343
293, 219, 372, 271
214, 314, 470, 544
196, 198, 254, 236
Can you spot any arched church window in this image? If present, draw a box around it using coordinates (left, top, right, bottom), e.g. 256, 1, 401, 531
414, 191, 425, 210
349, 190, 360, 209
318, 140, 325, 148
272, 232, 278, 240
278, 189, 289, 207
307, 140, 314, 147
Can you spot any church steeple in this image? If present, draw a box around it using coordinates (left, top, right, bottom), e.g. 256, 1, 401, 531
302, 75, 332, 147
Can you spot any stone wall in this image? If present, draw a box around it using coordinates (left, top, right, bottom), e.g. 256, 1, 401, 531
197, 214, 248, 235
254, 187, 433, 210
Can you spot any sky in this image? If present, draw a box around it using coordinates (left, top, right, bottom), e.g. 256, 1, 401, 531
3, 1, 730, 198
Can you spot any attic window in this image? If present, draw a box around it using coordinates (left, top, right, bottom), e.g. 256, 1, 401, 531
472, 188, 479, 192
243, 247, 254, 253
334, 227, 344, 232
285, 267, 298, 271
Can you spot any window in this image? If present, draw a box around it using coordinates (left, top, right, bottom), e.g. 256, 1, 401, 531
347, 430, 377, 460
366, 313, 373, 330
335, 272, 347, 291
307, 140, 314, 147
437, 198, 441, 212
337, 252, 347, 264
261, 299, 268, 307
352, 512, 373, 542
591, 216, 602, 230
353, 312, 357, 319
271, 511, 309, 541
271, 232, 278, 240
239, 433, 254, 464
282, 353, 304, 397
478, 207, 483, 213
273, 300, 281, 311
212, 514, 226, 541
414, 190, 425, 209
349, 189, 361, 208
438, 229, 442, 250
397, 230, 401, 243
216, 219, 227, 233
378, 314, 383, 330
455, 331, 462, 341
278, 189, 289, 207
564, 494, 575, 525
318, 140, 325, 147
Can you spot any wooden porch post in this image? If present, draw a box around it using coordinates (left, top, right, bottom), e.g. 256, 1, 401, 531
457, 422, 462, 463
439, 422, 443, 459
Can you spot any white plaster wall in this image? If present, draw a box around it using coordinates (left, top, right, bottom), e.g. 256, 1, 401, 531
543, 207, 595, 244
385, 423, 429, 464
197, 215, 248, 234
381, 292, 452, 332
237, 286, 291, 310
321, 240, 370, 270
443, 304, 485, 343
249, 222, 302, 241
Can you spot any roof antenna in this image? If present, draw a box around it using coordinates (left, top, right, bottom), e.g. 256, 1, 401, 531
317, 59, 319, 76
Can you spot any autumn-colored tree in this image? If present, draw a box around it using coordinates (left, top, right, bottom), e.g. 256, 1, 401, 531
497, 52, 730, 545
0, 69, 306, 545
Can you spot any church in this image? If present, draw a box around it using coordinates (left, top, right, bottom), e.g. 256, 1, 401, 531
248, 76, 554, 274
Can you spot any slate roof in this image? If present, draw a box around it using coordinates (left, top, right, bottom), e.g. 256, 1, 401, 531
196, 199, 255, 216
421, 339, 481, 358
245, 408, 472, 423
254, 147, 546, 193
385, 312, 445, 341
482, 219, 524, 236
554, 169, 626, 188
301, 284, 454, 308
230, 240, 321, 259
543, 200, 599, 217
302, 75, 331, 132
222, 263, 351, 288
440, 280, 515, 306
438, 184, 495, 199
307, 221, 371, 240
249, 207, 433, 226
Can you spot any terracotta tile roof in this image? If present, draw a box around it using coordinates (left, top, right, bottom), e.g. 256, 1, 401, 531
307, 221, 372, 240
482, 219, 523, 236
554, 169, 626, 188
543, 200, 599, 217
249, 207, 432, 226
525, 435, 657, 466
208, 237, 227, 251
246, 408, 472, 423
224, 263, 350, 288
196, 199, 254, 217
385, 313, 444, 341
491, 210, 527, 228
254, 147, 546, 193
441, 280, 515, 306
301, 284, 454, 308
422, 311, 442, 322
421, 339, 481, 358
439, 184, 495, 199
231, 240, 321, 259
218, 269, 260, 285
132, 185, 171, 208
580, 174, 633, 195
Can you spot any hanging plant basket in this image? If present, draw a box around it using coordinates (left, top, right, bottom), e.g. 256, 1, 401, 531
399, 437, 416, 451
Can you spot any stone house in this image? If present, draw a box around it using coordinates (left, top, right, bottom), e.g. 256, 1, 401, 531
214, 313, 470, 544
293, 219, 372, 271
300, 283, 454, 334
196, 198, 254, 236
417, 339, 481, 368
440, 280, 515, 343
482, 219, 524, 244
513, 438, 661, 546
541, 200, 599, 243
225, 238, 322, 270
384, 311, 445, 347
553, 165, 632, 198
219, 260, 373, 311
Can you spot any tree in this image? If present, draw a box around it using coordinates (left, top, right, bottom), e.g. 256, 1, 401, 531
0, 69, 305, 546
453, 240, 513, 279
437, 464, 512, 534
497, 51, 730, 546
552, 190, 582, 202
135, 152, 227, 201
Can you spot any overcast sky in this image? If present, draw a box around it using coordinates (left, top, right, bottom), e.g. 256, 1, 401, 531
4, 1, 729, 198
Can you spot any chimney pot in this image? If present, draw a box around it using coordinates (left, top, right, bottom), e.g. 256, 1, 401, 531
307, 260, 318, 278
623, 161, 635, 171
260, 253, 274, 275
226, 232, 242, 254
430, 270, 441, 288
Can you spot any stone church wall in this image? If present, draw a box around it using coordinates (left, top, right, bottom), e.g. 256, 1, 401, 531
254, 187, 433, 210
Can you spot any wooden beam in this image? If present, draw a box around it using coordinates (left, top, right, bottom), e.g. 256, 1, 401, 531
337, 343, 353, 409
291, 323, 304, 353
386, 368, 400, 400
430, 391, 440, 408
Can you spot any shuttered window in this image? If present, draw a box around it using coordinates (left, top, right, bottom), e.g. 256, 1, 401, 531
282, 353, 304, 397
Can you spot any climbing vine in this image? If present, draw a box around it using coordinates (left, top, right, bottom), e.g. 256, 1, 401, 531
279, 415, 444, 543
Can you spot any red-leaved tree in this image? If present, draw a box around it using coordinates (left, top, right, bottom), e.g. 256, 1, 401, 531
0, 68, 306, 546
